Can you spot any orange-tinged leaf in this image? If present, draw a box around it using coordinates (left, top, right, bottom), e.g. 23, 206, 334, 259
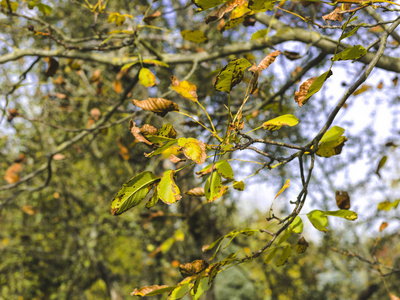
169, 154, 185, 164
335, 190, 350, 209
4, 163, 22, 184
143, 10, 161, 24
390, 294, 400, 300
275, 179, 290, 199
139, 68, 156, 87
353, 84, 372, 96
53, 153, 66, 160
132, 98, 179, 117
22, 205, 36, 215
117, 136, 130, 160
379, 222, 388, 232
185, 187, 205, 197
130, 121, 153, 146
322, 5, 351, 23
295, 76, 317, 106
377, 81, 383, 89
179, 260, 209, 277
170, 76, 198, 101
256, 50, 281, 71
393, 76, 398, 86
113, 79, 122, 93
90, 108, 101, 120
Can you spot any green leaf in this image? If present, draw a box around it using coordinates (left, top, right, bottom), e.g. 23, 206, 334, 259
304, 70, 333, 101
262, 114, 299, 131
214, 58, 252, 93
377, 199, 400, 211
251, 29, 268, 40
1, 0, 18, 12
204, 172, 226, 202
139, 68, 156, 87
331, 45, 367, 61
222, 16, 246, 31
317, 126, 348, 158
178, 138, 207, 164
146, 187, 159, 208
291, 216, 303, 234
145, 286, 177, 296
248, 0, 275, 11
191, 277, 211, 300
160, 237, 175, 254
264, 248, 279, 264
215, 160, 234, 180
145, 140, 178, 158
169, 283, 193, 300
307, 209, 358, 233
375, 155, 387, 177
341, 24, 366, 41
37, 3, 52, 15
191, 0, 227, 11
111, 171, 158, 215
276, 244, 292, 267
157, 170, 182, 204
233, 181, 245, 191
181, 30, 208, 43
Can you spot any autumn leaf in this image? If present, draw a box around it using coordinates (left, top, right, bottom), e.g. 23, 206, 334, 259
178, 138, 207, 164
353, 84, 372, 96
179, 260, 209, 277
112, 79, 122, 93
185, 187, 205, 197
143, 10, 161, 24
317, 126, 347, 158
322, 4, 352, 23
157, 170, 182, 204
379, 222, 388, 232
335, 191, 350, 209
139, 68, 156, 87
130, 121, 153, 146
169, 154, 185, 164
295, 70, 332, 107
249, 50, 280, 93
132, 98, 179, 117
204, 0, 245, 24
248, 0, 275, 11
131, 285, 173, 297
233, 180, 245, 191
215, 58, 251, 93
262, 114, 298, 131
4, 163, 23, 184
170, 76, 198, 101
181, 30, 208, 43
294, 237, 309, 253
275, 179, 290, 199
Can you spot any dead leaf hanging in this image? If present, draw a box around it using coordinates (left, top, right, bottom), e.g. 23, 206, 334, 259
130, 121, 153, 146
249, 50, 280, 93
44, 57, 59, 77
132, 98, 179, 117
335, 190, 350, 209
185, 187, 205, 197
295, 76, 317, 106
322, 4, 351, 23
205, 0, 246, 24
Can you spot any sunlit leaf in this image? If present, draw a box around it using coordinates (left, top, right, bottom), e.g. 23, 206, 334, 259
169, 283, 193, 300
185, 187, 205, 197
215, 160, 234, 180
233, 180, 245, 191
191, 277, 211, 300
139, 68, 156, 87
375, 155, 387, 178
275, 179, 290, 199
262, 114, 298, 131
214, 58, 251, 93
170, 76, 198, 101
178, 138, 207, 164
179, 260, 209, 277
205, 0, 245, 23
181, 30, 208, 43
379, 222, 388, 232
131, 285, 173, 297
317, 126, 347, 158
145, 140, 178, 158
111, 171, 158, 215
248, 0, 275, 11
377, 199, 400, 211
307, 209, 358, 232
4, 163, 22, 184
157, 170, 182, 204
353, 84, 372, 96
251, 29, 268, 40
204, 172, 226, 202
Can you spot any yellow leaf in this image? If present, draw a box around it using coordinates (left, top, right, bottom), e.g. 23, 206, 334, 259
170, 76, 198, 101
181, 30, 208, 43
275, 179, 290, 199
139, 68, 156, 87
178, 138, 207, 164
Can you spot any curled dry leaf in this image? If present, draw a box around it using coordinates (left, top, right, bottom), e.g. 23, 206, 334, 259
131, 285, 169, 297
322, 4, 351, 23
294, 237, 309, 253
132, 98, 179, 117
205, 0, 245, 24
130, 121, 153, 146
249, 50, 280, 93
179, 259, 209, 277
196, 164, 215, 178
335, 190, 350, 209
295, 76, 317, 107
141, 124, 158, 136
169, 154, 185, 164
185, 187, 205, 197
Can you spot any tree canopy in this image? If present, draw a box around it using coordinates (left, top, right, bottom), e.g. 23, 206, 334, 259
1, 0, 400, 299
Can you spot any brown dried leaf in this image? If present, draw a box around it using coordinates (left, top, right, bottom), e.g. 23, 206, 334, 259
390, 294, 400, 300
294, 76, 317, 107
256, 50, 281, 71
169, 154, 185, 164
205, 0, 245, 24
131, 285, 169, 297
196, 165, 215, 178
141, 124, 158, 136
130, 121, 153, 146
335, 190, 350, 209
143, 10, 161, 24
44, 57, 59, 77
179, 259, 209, 277
322, 4, 351, 23
217, 18, 226, 31
393, 76, 398, 86
91, 69, 101, 82
4, 163, 23, 184
132, 98, 179, 117
117, 136, 130, 160
7, 108, 19, 122
53, 76, 65, 85
185, 187, 205, 197
377, 81, 383, 89
282, 50, 301, 61
379, 221, 388, 232
294, 237, 309, 253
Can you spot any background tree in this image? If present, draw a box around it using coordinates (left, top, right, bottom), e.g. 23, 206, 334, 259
1, 0, 400, 299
